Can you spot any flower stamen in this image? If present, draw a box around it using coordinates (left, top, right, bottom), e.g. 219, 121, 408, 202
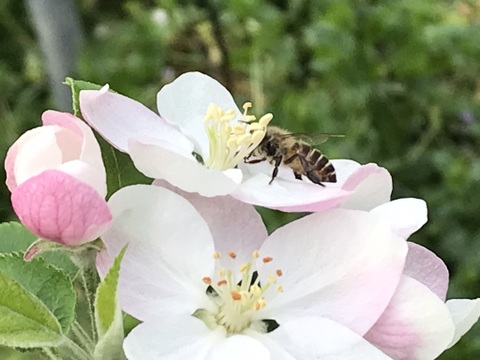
199, 250, 283, 335
203, 102, 272, 170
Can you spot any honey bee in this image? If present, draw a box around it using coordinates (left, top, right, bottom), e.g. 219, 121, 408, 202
244, 126, 339, 186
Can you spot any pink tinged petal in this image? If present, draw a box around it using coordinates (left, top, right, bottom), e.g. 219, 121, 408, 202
153, 179, 268, 263
123, 315, 222, 360
128, 138, 241, 197
370, 198, 428, 239
257, 317, 392, 359
11, 170, 112, 246
79, 87, 192, 153
42, 110, 107, 196
232, 173, 351, 212
364, 275, 455, 360
404, 242, 449, 301
100, 185, 215, 320
156, 71, 243, 158
210, 335, 271, 360
339, 163, 393, 210
8, 126, 69, 188
258, 209, 407, 335
446, 299, 480, 349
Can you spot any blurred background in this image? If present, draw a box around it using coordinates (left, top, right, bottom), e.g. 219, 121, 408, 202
1, 0, 480, 358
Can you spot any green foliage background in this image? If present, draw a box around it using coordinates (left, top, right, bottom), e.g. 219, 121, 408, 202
1, 0, 480, 358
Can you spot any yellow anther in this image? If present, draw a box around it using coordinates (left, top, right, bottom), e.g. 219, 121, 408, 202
243, 102, 252, 111
276, 285, 284, 293
244, 115, 257, 122
252, 250, 260, 258
268, 274, 277, 284
233, 124, 246, 135
248, 123, 263, 132
259, 113, 273, 127
239, 263, 249, 272
251, 284, 262, 296
213, 251, 221, 259
237, 134, 251, 145
251, 130, 265, 143
227, 138, 238, 148
218, 268, 225, 277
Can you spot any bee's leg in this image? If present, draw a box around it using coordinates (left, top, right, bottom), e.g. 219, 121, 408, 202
298, 156, 325, 187
284, 153, 298, 165
269, 156, 282, 185
244, 157, 266, 164
293, 171, 302, 180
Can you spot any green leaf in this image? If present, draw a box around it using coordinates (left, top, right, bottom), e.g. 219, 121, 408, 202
0, 253, 76, 348
64, 77, 104, 117
97, 136, 152, 198
0, 222, 78, 279
94, 247, 126, 360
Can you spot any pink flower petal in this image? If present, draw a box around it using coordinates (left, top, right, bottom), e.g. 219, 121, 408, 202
404, 242, 449, 301
232, 172, 351, 212
80, 86, 192, 153
42, 110, 107, 196
153, 179, 268, 263
128, 137, 241, 196
99, 185, 215, 320
156, 71, 242, 158
370, 198, 428, 239
6, 126, 66, 191
446, 299, 480, 348
364, 275, 455, 359
339, 163, 392, 210
11, 170, 112, 246
259, 209, 407, 335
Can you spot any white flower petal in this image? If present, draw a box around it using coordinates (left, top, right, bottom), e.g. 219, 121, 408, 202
129, 138, 241, 196
80, 88, 192, 153
101, 185, 215, 320
446, 299, 480, 349
339, 163, 392, 210
256, 317, 391, 359
124, 315, 222, 360
364, 275, 455, 360
232, 172, 350, 211
258, 209, 407, 335
13, 126, 64, 186
209, 335, 271, 360
404, 242, 449, 301
153, 179, 268, 263
370, 198, 428, 239
156, 72, 242, 157
331, 159, 361, 184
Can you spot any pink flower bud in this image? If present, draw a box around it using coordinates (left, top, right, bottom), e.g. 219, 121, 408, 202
5, 110, 112, 246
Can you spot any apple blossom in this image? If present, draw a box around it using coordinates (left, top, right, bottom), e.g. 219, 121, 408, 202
80, 71, 392, 212
4, 110, 111, 246
98, 184, 410, 359
364, 199, 480, 359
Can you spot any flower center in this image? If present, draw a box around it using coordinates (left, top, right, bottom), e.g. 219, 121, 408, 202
194, 250, 283, 335
203, 102, 272, 171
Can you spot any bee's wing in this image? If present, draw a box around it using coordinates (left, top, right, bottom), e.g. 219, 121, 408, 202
277, 132, 345, 145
